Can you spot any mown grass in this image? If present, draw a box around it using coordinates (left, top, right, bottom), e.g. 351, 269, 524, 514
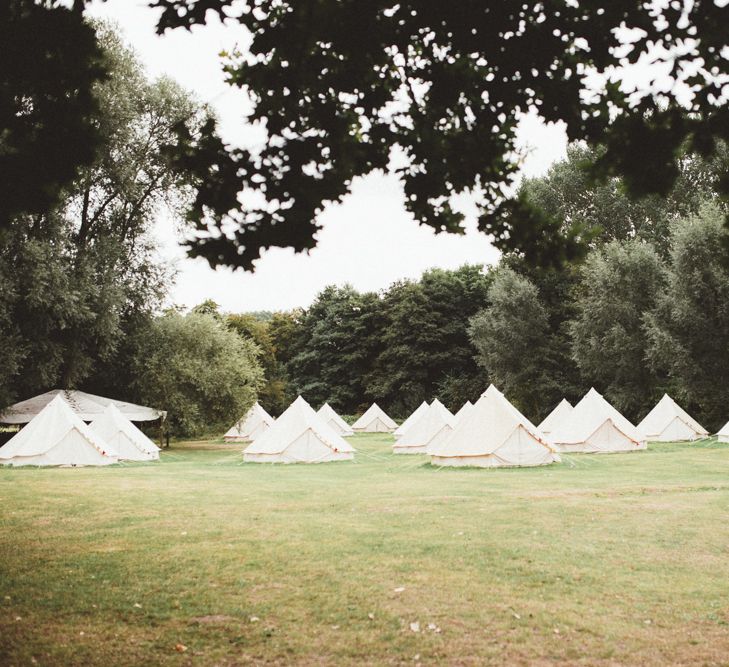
1, 435, 729, 666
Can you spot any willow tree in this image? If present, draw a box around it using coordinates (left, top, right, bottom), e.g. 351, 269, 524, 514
0, 23, 208, 407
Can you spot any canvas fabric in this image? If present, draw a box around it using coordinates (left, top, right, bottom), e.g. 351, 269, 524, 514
538, 399, 573, 436
637, 394, 708, 442
351, 403, 397, 432
316, 403, 354, 436
90, 404, 160, 461
454, 401, 474, 423
717, 421, 729, 443
0, 395, 118, 467
224, 403, 275, 441
243, 396, 354, 464
550, 388, 646, 453
0, 389, 164, 424
394, 401, 429, 438
394, 399, 455, 454
428, 385, 559, 467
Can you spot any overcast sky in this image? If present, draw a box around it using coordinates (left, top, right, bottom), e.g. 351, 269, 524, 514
86, 0, 569, 312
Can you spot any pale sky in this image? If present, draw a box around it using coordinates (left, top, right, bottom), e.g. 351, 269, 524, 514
86, 0, 569, 312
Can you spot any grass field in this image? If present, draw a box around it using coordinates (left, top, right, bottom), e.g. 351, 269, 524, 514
2, 434, 729, 666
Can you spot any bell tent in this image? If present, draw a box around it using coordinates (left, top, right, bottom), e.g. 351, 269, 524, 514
716, 421, 729, 443
538, 399, 574, 438
90, 404, 160, 461
316, 403, 354, 436
351, 403, 397, 433
224, 402, 275, 441
454, 400, 474, 422
393, 401, 429, 438
428, 385, 559, 468
550, 388, 646, 453
637, 394, 709, 442
0, 395, 119, 467
243, 396, 355, 464
393, 399, 455, 454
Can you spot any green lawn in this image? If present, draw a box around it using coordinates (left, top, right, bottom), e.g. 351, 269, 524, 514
2, 435, 729, 666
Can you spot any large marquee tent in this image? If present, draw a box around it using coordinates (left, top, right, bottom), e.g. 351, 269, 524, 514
0, 395, 119, 467
90, 404, 160, 461
224, 402, 275, 441
0, 389, 165, 424
428, 385, 559, 468
637, 394, 709, 442
243, 396, 355, 464
351, 403, 397, 433
393, 399, 455, 454
550, 388, 646, 453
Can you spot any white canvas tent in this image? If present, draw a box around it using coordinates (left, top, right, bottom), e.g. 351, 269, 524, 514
0, 395, 118, 467
717, 421, 729, 443
316, 403, 354, 436
538, 399, 573, 437
394, 399, 455, 454
429, 385, 559, 468
637, 394, 709, 442
351, 403, 397, 433
393, 401, 429, 438
243, 396, 354, 464
90, 404, 160, 461
550, 388, 646, 453
224, 402, 275, 441
454, 400, 474, 422
0, 389, 164, 424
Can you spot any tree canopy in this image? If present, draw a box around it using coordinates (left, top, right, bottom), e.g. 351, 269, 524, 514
570, 240, 668, 420
645, 204, 729, 430
1, 1, 107, 227
148, 0, 728, 268
0, 20, 206, 408
469, 267, 552, 419
519, 142, 729, 256
131, 311, 264, 436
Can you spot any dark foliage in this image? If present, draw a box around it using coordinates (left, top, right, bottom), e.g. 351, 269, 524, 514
151, 0, 728, 269
1, 2, 107, 227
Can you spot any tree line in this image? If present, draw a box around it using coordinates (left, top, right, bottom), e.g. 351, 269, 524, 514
219, 145, 729, 432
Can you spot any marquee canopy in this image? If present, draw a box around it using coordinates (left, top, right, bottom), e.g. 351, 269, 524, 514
0, 390, 165, 424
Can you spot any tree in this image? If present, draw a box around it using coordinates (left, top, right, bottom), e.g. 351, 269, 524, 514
132, 311, 264, 437
227, 312, 290, 415
1, 1, 107, 228
469, 268, 553, 420
191, 299, 223, 319
368, 265, 491, 415
569, 240, 667, 421
286, 286, 385, 413
519, 142, 729, 256
149, 0, 728, 269
0, 22, 206, 407
501, 256, 584, 412
645, 204, 729, 431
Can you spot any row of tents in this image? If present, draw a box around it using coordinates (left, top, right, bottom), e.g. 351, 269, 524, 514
222, 401, 397, 441
0, 393, 160, 466
221, 386, 727, 467
0, 387, 727, 467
